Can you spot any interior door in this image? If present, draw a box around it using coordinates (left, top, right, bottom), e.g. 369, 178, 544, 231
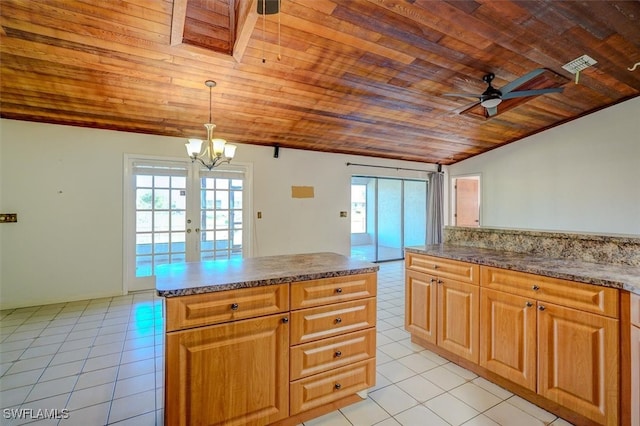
454, 176, 480, 227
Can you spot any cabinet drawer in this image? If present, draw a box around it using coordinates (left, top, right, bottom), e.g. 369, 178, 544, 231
406, 252, 479, 285
631, 292, 640, 328
290, 358, 375, 415
165, 284, 289, 332
290, 329, 376, 380
481, 266, 619, 318
290, 298, 376, 345
291, 273, 376, 309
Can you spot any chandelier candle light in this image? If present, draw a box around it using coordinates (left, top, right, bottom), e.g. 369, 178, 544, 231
185, 80, 237, 170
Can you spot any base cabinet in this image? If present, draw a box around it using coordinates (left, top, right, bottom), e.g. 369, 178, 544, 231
165, 314, 289, 426
164, 273, 376, 426
405, 254, 479, 363
480, 288, 536, 390
406, 252, 623, 426
537, 302, 618, 426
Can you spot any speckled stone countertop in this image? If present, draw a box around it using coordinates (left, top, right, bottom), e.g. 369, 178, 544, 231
405, 244, 640, 295
156, 252, 379, 297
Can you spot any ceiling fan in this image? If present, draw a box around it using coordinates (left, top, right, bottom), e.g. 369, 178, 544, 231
443, 68, 564, 117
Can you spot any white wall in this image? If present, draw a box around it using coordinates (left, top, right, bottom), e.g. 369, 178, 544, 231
0, 119, 435, 309
448, 97, 640, 236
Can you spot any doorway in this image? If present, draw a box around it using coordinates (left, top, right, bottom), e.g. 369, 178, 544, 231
123, 156, 251, 291
350, 176, 427, 262
452, 175, 480, 227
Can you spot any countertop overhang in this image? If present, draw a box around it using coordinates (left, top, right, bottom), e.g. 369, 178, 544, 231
406, 244, 640, 295
156, 252, 379, 297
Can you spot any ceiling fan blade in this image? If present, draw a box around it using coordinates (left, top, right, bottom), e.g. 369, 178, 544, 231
500, 68, 546, 94
442, 93, 482, 99
485, 106, 498, 117
501, 87, 564, 100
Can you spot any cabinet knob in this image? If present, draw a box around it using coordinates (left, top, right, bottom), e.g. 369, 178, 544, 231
437, 279, 443, 284
230, 303, 239, 311
334, 383, 341, 390
430, 278, 437, 283
525, 301, 533, 308
433, 264, 438, 269
334, 350, 342, 357
336, 288, 343, 294
282, 317, 289, 324
335, 318, 342, 324
538, 305, 546, 311
532, 285, 540, 291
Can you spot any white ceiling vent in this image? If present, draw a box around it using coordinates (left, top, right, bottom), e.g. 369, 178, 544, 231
562, 55, 597, 83
562, 55, 597, 74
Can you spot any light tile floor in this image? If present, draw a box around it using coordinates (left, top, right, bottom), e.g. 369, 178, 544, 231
0, 261, 574, 425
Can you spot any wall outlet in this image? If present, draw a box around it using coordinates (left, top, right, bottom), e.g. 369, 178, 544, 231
0, 213, 17, 223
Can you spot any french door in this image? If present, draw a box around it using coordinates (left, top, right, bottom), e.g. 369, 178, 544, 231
124, 156, 251, 292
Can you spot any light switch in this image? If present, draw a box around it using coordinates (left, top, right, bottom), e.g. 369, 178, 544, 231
339, 211, 348, 218
0, 213, 17, 223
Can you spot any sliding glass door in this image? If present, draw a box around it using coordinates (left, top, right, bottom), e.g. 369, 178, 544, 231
350, 176, 427, 262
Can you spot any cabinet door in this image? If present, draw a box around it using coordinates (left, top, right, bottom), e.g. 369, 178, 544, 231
165, 314, 289, 426
480, 288, 536, 391
405, 269, 437, 344
437, 279, 479, 363
538, 303, 619, 426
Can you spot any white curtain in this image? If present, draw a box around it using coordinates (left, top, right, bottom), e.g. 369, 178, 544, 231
426, 172, 444, 245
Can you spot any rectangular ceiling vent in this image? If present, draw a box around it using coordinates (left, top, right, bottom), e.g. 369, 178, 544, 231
562, 55, 597, 74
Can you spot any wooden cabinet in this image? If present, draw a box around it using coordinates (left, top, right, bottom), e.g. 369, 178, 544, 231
289, 275, 376, 417
164, 272, 376, 426
165, 313, 289, 426
537, 301, 618, 426
480, 288, 536, 390
405, 254, 480, 363
405, 269, 437, 344
480, 266, 619, 426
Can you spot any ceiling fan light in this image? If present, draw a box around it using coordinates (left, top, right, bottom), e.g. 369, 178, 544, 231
481, 97, 502, 108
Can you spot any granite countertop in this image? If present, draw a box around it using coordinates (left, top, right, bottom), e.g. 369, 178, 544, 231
156, 252, 379, 297
405, 244, 640, 295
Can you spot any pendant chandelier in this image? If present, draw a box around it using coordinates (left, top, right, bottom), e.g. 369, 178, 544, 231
185, 80, 236, 170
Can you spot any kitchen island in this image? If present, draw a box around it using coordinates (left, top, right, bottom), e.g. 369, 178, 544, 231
156, 252, 379, 426
404, 243, 640, 426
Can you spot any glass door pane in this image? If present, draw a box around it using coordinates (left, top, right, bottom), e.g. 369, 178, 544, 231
134, 173, 188, 279
404, 180, 427, 247
376, 178, 403, 261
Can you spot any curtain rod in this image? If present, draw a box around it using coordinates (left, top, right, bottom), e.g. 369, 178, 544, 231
345, 162, 442, 173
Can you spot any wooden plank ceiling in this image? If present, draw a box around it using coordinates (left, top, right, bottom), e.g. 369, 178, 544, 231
1, 0, 639, 165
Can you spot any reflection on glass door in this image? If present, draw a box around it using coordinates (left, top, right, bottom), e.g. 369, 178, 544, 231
350, 176, 427, 262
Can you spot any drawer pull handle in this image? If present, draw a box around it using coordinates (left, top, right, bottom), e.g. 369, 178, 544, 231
336, 288, 343, 294
538, 305, 546, 311
334, 383, 341, 390
282, 317, 289, 324
335, 318, 342, 324
230, 303, 239, 311
525, 301, 533, 308
335, 350, 342, 357
532, 285, 540, 291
